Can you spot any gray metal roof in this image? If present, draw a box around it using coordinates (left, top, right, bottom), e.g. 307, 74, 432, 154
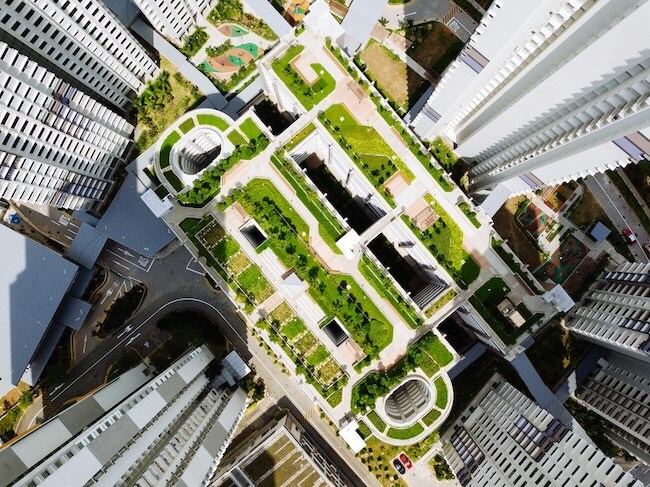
0, 225, 78, 388
53, 295, 92, 331
96, 173, 174, 257
588, 221, 611, 242
65, 222, 108, 269
339, 0, 389, 53
242, 0, 292, 38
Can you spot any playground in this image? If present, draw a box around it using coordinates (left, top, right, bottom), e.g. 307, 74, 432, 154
217, 24, 249, 37
534, 234, 588, 285
202, 42, 261, 83
542, 182, 579, 213
517, 203, 555, 240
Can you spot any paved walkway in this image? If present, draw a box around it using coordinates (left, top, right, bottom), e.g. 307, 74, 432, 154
131, 19, 227, 109
586, 173, 649, 263
15, 394, 44, 434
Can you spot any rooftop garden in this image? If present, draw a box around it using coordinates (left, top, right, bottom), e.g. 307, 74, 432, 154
403, 195, 479, 289
318, 103, 415, 204
272, 45, 336, 110
351, 331, 452, 413
180, 27, 208, 58
285, 122, 316, 151
468, 277, 543, 345
271, 152, 346, 253
207, 0, 277, 40
220, 179, 393, 358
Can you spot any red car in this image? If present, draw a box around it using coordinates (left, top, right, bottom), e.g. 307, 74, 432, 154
623, 228, 637, 245
399, 453, 413, 469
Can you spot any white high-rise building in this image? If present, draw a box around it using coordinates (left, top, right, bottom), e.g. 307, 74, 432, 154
568, 262, 650, 364
0, 0, 159, 110
132, 0, 211, 44
411, 0, 650, 215
442, 379, 643, 486
3, 347, 248, 487
0, 42, 133, 209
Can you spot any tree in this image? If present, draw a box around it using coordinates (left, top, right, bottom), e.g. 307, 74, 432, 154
379, 17, 388, 27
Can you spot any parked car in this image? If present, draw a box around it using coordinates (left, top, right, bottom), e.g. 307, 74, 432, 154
393, 458, 406, 475
623, 228, 638, 244
399, 453, 413, 469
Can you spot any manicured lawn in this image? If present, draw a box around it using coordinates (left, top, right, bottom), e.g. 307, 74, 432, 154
306, 345, 329, 366
224, 179, 392, 357
358, 420, 372, 439
434, 377, 448, 409
359, 255, 423, 329
164, 170, 184, 192
213, 237, 240, 262
272, 45, 336, 110
425, 288, 457, 318
404, 195, 478, 289
240, 118, 263, 140
160, 131, 181, 169
387, 423, 424, 440
237, 265, 274, 303
422, 408, 441, 426
197, 113, 229, 131
268, 301, 293, 323
281, 317, 306, 339
367, 410, 387, 432
271, 153, 345, 253
459, 202, 481, 228
326, 387, 343, 407
179, 118, 195, 134
227, 129, 247, 146
421, 335, 454, 368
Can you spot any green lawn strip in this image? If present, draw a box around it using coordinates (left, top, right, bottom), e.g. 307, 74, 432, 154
358, 255, 422, 328
352, 332, 450, 412
272, 45, 336, 110
358, 420, 372, 439
469, 277, 542, 345
608, 171, 650, 234
285, 122, 316, 151
306, 345, 329, 366
165, 170, 184, 192
227, 129, 248, 146
387, 423, 424, 440
421, 408, 441, 427
326, 388, 343, 407
160, 131, 181, 169
179, 118, 195, 134
213, 237, 241, 262
403, 196, 478, 289
367, 410, 387, 432
179, 218, 201, 234
268, 301, 293, 323
434, 377, 448, 409
458, 202, 481, 228
491, 239, 543, 295
319, 103, 414, 187
223, 179, 392, 357
424, 289, 457, 318
281, 317, 307, 340
197, 113, 229, 131
240, 118, 263, 140
271, 153, 345, 253
178, 134, 269, 206
422, 334, 454, 367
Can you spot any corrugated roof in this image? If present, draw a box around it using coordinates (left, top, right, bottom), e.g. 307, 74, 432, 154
96, 173, 174, 257
54, 295, 92, 331
242, 0, 292, 38
0, 225, 78, 386
65, 223, 107, 269
339, 0, 388, 53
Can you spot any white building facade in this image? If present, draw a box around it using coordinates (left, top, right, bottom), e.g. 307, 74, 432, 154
411, 0, 650, 215
0, 42, 133, 210
0, 0, 159, 110
443, 380, 643, 486
132, 0, 211, 44
568, 262, 650, 364
11, 347, 248, 487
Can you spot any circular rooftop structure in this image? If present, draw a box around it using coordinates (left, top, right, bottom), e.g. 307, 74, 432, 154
174, 127, 223, 175
382, 376, 434, 426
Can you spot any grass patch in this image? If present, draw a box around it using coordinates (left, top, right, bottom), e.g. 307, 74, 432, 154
164, 170, 184, 192
358, 420, 372, 439
359, 255, 423, 328
227, 129, 248, 146
271, 153, 345, 253
367, 410, 387, 432
180, 27, 208, 58
197, 113, 229, 130
285, 122, 316, 151
424, 288, 457, 318
422, 408, 441, 427
160, 131, 181, 169
240, 118, 263, 140
459, 202, 481, 228
280, 317, 306, 340
179, 118, 195, 134
272, 45, 336, 110
134, 60, 202, 155
306, 345, 329, 366
326, 388, 343, 407
434, 377, 448, 409
387, 422, 424, 440
492, 238, 543, 294
222, 179, 392, 357
237, 265, 274, 303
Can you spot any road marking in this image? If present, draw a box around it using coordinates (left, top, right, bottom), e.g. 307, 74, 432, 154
186, 258, 205, 275
27, 406, 47, 429
82, 335, 88, 354
50, 298, 304, 414
106, 249, 154, 272
112, 260, 130, 271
